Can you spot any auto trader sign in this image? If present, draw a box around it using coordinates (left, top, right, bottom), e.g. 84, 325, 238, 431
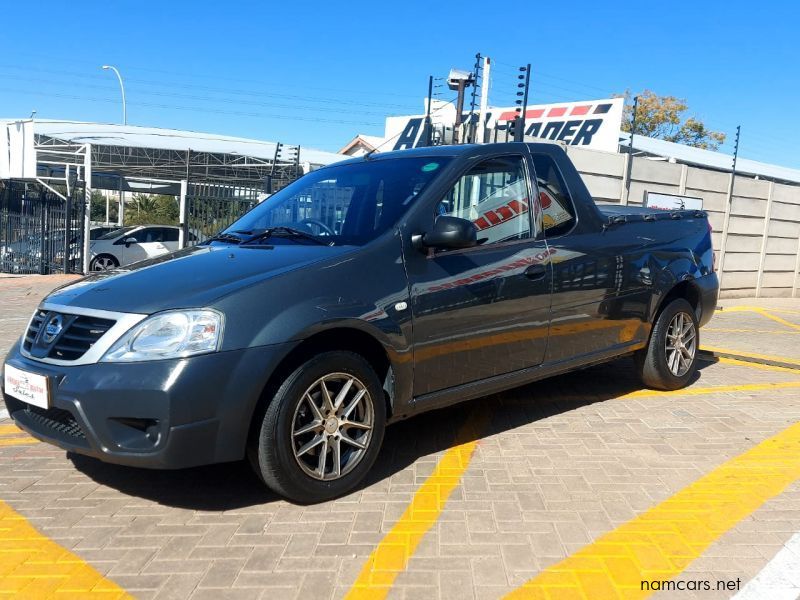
385, 97, 624, 153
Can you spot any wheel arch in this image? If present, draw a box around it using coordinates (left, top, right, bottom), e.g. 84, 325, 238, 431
652, 279, 702, 326
245, 325, 397, 456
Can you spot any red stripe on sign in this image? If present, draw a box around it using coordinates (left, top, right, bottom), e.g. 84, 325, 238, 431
484, 211, 501, 225
498, 111, 517, 121
526, 109, 545, 119
507, 199, 524, 214
496, 206, 514, 220
570, 105, 591, 115
547, 107, 567, 117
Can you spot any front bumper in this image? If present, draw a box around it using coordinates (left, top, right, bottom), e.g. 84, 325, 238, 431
2, 341, 294, 469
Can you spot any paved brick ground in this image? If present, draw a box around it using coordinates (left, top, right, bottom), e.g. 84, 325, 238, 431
703, 299, 800, 362
1, 275, 800, 599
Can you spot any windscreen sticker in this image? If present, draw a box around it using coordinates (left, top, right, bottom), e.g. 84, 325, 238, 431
421, 162, 440, 172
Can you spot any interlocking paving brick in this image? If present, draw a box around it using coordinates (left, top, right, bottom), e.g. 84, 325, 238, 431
2, 276, 800, 598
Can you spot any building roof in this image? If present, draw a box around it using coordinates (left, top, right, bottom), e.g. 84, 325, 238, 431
2, 119, 345, 167
338, 134, 388, 155
621, 132, 800, 185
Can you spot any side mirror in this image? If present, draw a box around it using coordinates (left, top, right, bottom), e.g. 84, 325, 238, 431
414, 216, 478, 251
123, 237, 138, 247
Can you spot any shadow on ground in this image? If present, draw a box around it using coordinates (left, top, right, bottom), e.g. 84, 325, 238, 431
70, 356, 712, 510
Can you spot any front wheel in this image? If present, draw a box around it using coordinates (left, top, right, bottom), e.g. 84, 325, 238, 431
90, 254, 119, 271
635, 298, 699, 390
250, 351, 386, 503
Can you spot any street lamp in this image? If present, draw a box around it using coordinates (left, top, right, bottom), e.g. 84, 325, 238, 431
101, 65, 127, 125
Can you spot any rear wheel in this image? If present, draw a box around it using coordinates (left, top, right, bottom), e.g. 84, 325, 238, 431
635, 298, 699, 390
250, 351, 386, 503
90, 254, 119, 271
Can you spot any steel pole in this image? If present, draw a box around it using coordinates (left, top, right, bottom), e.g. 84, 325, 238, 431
102, 65, 127, 125
424, 76, 433, 147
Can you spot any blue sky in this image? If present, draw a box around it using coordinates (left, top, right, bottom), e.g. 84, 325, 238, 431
1, 0, 798, 167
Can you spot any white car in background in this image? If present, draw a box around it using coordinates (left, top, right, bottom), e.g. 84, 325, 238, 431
89, 225, 191, 270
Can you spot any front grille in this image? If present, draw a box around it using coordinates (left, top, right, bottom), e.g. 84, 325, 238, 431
23, 405, 86, 439
23, 310, 115, 361
51, 315, 115, 360
22, 310, 46, 352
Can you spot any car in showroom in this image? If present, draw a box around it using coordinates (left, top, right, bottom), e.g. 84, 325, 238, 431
88, 225, 188, 270
3, 142, 718, 503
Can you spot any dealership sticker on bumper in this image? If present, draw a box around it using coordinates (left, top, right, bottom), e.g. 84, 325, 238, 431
4, 364, 49, 409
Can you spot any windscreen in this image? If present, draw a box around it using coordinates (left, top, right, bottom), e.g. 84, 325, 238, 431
223, 157, 450, 246
96, 226, 136, 241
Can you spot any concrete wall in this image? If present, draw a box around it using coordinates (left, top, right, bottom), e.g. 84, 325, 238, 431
564, 145, 800, 298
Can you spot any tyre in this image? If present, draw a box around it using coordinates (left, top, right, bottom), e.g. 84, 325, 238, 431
635, 298, 699, 390
90, 254, 119, 271
250, 351, 386, 503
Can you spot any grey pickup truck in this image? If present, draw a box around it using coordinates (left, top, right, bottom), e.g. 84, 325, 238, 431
2, 142, 718, 503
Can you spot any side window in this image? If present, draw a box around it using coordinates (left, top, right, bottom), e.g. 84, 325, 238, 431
437, 155, 531, 245
133, 228, 154, 243
161, 228, 179, 242
531, 154, 577, 237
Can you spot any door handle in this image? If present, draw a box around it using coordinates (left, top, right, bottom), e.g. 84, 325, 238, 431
524, 264, 547, 281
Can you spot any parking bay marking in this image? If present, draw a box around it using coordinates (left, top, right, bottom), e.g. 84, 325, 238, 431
0, 498, 131, 597
712, 356, 800, 374
342, 360, 798, 598
0, 423, 39, 447
719, 306, 800, 332
344, 408, 489, 600
503, 417, 800, 599
619, 380, 800, 399
701, 345, 800, 369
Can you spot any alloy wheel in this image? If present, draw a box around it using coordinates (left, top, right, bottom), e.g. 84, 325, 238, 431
290, 373, 374, 481
92, 256, 116, 271
665, 311, 697, 376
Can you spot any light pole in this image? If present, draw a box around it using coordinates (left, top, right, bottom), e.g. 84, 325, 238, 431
101, 65, 127, 125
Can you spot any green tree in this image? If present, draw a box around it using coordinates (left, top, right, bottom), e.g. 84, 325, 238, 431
124, 194, 179, 226
89, 191, 119, 223
619, 90, 727, 150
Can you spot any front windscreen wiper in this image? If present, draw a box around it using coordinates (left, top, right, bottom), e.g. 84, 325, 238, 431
204, 231, 251, 245
240, 227, 329, 246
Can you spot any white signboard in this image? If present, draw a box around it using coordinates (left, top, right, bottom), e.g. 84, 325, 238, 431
645, 192, 703, 211
4, 363, 49, 409
385, 97, 624, 153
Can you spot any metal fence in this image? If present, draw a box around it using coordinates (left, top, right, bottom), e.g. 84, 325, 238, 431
185, 183, 262, 246
0, 180, 85, 275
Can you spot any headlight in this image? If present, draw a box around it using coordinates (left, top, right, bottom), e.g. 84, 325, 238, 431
101, 309, 223, 362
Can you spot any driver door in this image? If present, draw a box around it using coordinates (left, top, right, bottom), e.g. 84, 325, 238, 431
404, 152, 552, 396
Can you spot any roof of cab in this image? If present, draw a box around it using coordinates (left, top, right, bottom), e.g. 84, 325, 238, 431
330, 141, 563, 168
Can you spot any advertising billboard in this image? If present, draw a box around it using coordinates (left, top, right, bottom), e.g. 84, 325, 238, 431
384, 97, 624, 153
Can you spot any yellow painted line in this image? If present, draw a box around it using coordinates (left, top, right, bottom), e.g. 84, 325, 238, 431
704, 328, 798, 335
718, 306, 800, 332
0, 437, 39, 447
345, 409, 488, 600
713, 356, 800, 374
702, 345, 800, 367
0, 425, 23, 435
719, 305, 800, 317
505, 419, 800, 600
619, 380, 800, 399
0, 499, 130, 597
